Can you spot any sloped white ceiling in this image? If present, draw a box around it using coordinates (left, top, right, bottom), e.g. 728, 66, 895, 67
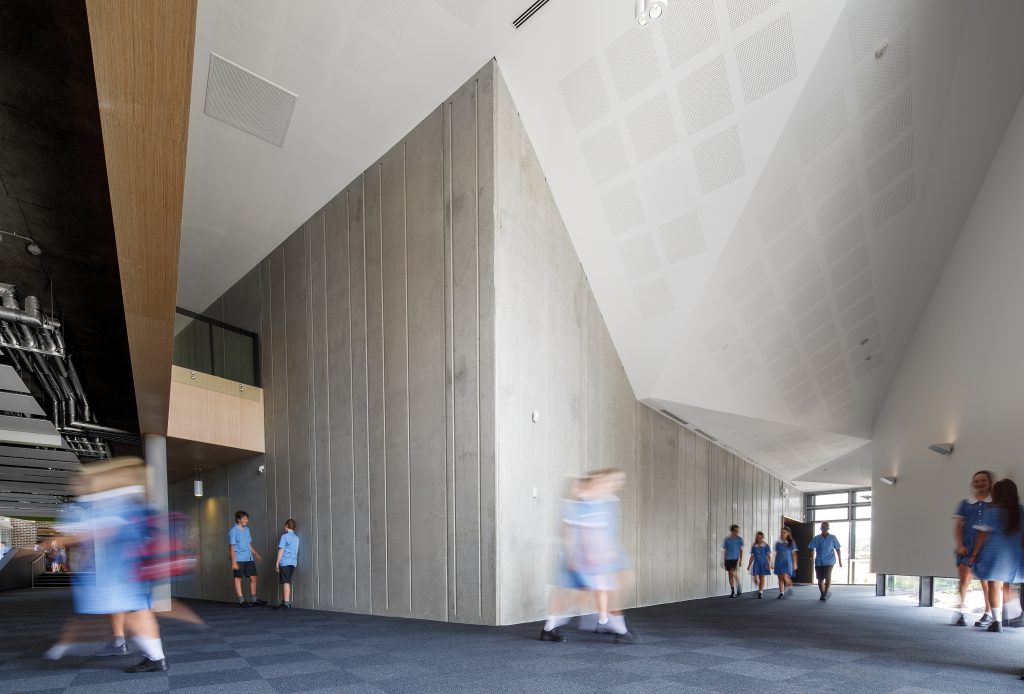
179, 0, 1024, 486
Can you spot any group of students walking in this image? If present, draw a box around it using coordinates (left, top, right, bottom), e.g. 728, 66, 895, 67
721, 521, 841, 601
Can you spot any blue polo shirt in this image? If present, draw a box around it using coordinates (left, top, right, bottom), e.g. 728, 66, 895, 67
278, 530, 300, 567
808, 533, 841, 566
229, 525, 253, 562
722, 535, 744, 560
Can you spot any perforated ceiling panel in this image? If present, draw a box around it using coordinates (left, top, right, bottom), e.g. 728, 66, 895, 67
848, 0, 911, 64
795, 91, 849, 164
855, 30, 911, 115
758, 186, 803, 243
735, 14, 799, 104
633, 277, 675, 319
601, 180, 647, 236
862, 87, 912, 158
659, 212, 706, 264
618, 232, 662, 280
604, 26, 661, 102
626, 92, 679, 162
662, 0, 720, 69
204, 53, 297, 147
726, 0, 781, 31
677, 56, 735, 135
871, 172, 915, 227
560, 59, 612, 131
581, 124, 630, 185
693, 125, 747, 193
866, 133, 913, 196
806, 138, 855, 202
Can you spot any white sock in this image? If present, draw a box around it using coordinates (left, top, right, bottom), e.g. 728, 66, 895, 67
132, 635, 165, 661
543, 615, 569, 631
608, 614, 628, 635
43, 642, 94, 660
1007, 602, 1022, 619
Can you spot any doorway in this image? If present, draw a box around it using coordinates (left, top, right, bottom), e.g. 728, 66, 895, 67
784, 516, 815, 584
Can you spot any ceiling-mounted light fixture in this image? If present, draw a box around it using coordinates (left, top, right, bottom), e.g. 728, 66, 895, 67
26, 242, 42, 256
635, 0, 648, 26
636, 0, 667, 26
928, 442, 955, 456
193, 468, 204, 497
879, 476, 897, 486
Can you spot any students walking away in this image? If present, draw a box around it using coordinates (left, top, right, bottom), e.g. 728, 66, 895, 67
274, 519, 300, 610
968, 478, 1022, 632
540, 475, 592, 642
747, 532, 771, 598
808, 522, 842, 601
774, 527, 798, 599
723, 525, 744, 597
229, 511, 266, 607
587, 468, 636, 644
953, 470, 994, 626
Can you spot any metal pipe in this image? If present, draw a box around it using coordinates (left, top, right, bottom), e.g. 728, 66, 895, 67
65, 420, 141, 445
66, 361, 92, 422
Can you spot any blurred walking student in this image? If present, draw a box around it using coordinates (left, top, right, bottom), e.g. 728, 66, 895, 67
44, 457, 168, 672
747, 532, 771, 598
274, 519, 300, 610
722, 525, 744, 597
808, 521, 842, 601
968, 478, 1022, 632
774, 527, 798, 599
952, 470, 994, 626
229, 510, 266, 607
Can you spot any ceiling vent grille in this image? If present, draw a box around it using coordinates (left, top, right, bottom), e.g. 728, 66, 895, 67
693, 428, 717, 441
658, 409, 689, 426
513, 0, 552, 28
204, 53, 298, 147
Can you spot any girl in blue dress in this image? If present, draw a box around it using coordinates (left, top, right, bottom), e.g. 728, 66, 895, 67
747, 532, 772, 599
952, 470, 994, 626
773, 527, 798, 599
969, 478, 1022, 632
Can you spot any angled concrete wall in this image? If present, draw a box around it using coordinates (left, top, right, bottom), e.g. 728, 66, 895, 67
172, 60, 802, 625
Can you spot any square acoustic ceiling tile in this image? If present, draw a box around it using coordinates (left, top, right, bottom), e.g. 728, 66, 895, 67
815, 179, 860, 235
580, 123, 631, 186
643, 158, 690, 215
605, 26, 662, 103
626, 92, 680, 163
822, 214, 865, 266
726, 258, 767, 304
601, 180, 647, 236
735, 14, 798, 105
560, 59, 612, 132
658, 211, 706, 264
848, 0, 911, 64
856, 30, 911, 116
204, 53, 298, 147
693, 125, 746, 193
726, 0, 780, 31
767, 220, 811, 271
871, 171, 915, 228
795, 91, 849, 165
758, 186, 802, 243
867, 132, 913, 196
618, 232, 662, 280
677, 56, 734, 135
806, 138, 856, 203
862, 87, 912, 159
633, 277, 675, 319
661, 0, 719, 69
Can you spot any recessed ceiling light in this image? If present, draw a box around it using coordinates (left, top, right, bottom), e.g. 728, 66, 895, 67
649, 1, 665, 19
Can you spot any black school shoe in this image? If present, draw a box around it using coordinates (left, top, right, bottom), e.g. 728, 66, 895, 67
614, 631, 638, 644
273, 603, 292, 610
238, 601, 251, 608
538, 628, 566, 642
975, 614, 992, 627
94, 641, 129, 657
987, 621, 1003, 633
251, 598, 268, 606
953, 613, 967, 626
125, 658, 167, 673
776, 593, 785, 600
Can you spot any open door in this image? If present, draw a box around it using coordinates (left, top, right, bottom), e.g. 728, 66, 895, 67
784, 517, 815, 585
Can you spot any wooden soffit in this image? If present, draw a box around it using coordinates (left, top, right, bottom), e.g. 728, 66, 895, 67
85, 0, 198, 435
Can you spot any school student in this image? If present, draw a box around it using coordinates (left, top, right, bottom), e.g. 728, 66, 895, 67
228, 510, 266, 608
747, 532, 771, 598
273, 519, 300, 610
774, 527, 798, 599
952, 470, 994, 626
722, 525, 744, 598
969, 478, 1023, 632
807, 521, 842, 601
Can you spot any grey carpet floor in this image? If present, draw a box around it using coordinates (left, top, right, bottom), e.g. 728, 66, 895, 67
0, 585, 1020, 693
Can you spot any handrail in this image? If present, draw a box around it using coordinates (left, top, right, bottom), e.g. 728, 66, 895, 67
30, 553, 44, 588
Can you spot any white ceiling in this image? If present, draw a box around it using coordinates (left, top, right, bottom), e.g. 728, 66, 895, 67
178, 0, 1024, 487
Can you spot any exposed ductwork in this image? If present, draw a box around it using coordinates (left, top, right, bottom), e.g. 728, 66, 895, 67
0, 285, 140, 454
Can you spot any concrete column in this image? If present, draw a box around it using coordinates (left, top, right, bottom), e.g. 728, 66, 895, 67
918, 576, 933, 607
875, 573, 886, 596
144, 433, 171, 612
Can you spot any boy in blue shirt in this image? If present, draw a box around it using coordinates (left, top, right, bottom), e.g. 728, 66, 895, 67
807, 521, 842, 601
229, 510, 266, 607
273, 519, 300, 610
722, 525, 744, 598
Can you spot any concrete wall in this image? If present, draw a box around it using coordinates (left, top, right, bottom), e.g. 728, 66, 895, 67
872, 94, 1024, 578
173, 63, 498, 624
491, 69, 801, 624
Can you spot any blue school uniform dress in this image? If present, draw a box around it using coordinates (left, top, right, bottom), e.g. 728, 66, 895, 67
68, 486, 152, 615
774, 540, 796, 576
722, 535, 744, 561
953, 497, 989, 566
749, 544, 771, 576
972, 505, 1024, 583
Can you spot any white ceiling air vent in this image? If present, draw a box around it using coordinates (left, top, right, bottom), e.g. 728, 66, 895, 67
658, 409, 689, 426
204, 53, 298, 147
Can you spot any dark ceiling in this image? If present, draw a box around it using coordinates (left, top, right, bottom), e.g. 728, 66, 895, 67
0, 1, 138, 434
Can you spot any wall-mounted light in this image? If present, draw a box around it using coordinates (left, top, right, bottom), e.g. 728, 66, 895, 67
928, 442, 954, 456
193, 468, 203, 497
879, 476, 897, 486
636, 0, 667, 26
